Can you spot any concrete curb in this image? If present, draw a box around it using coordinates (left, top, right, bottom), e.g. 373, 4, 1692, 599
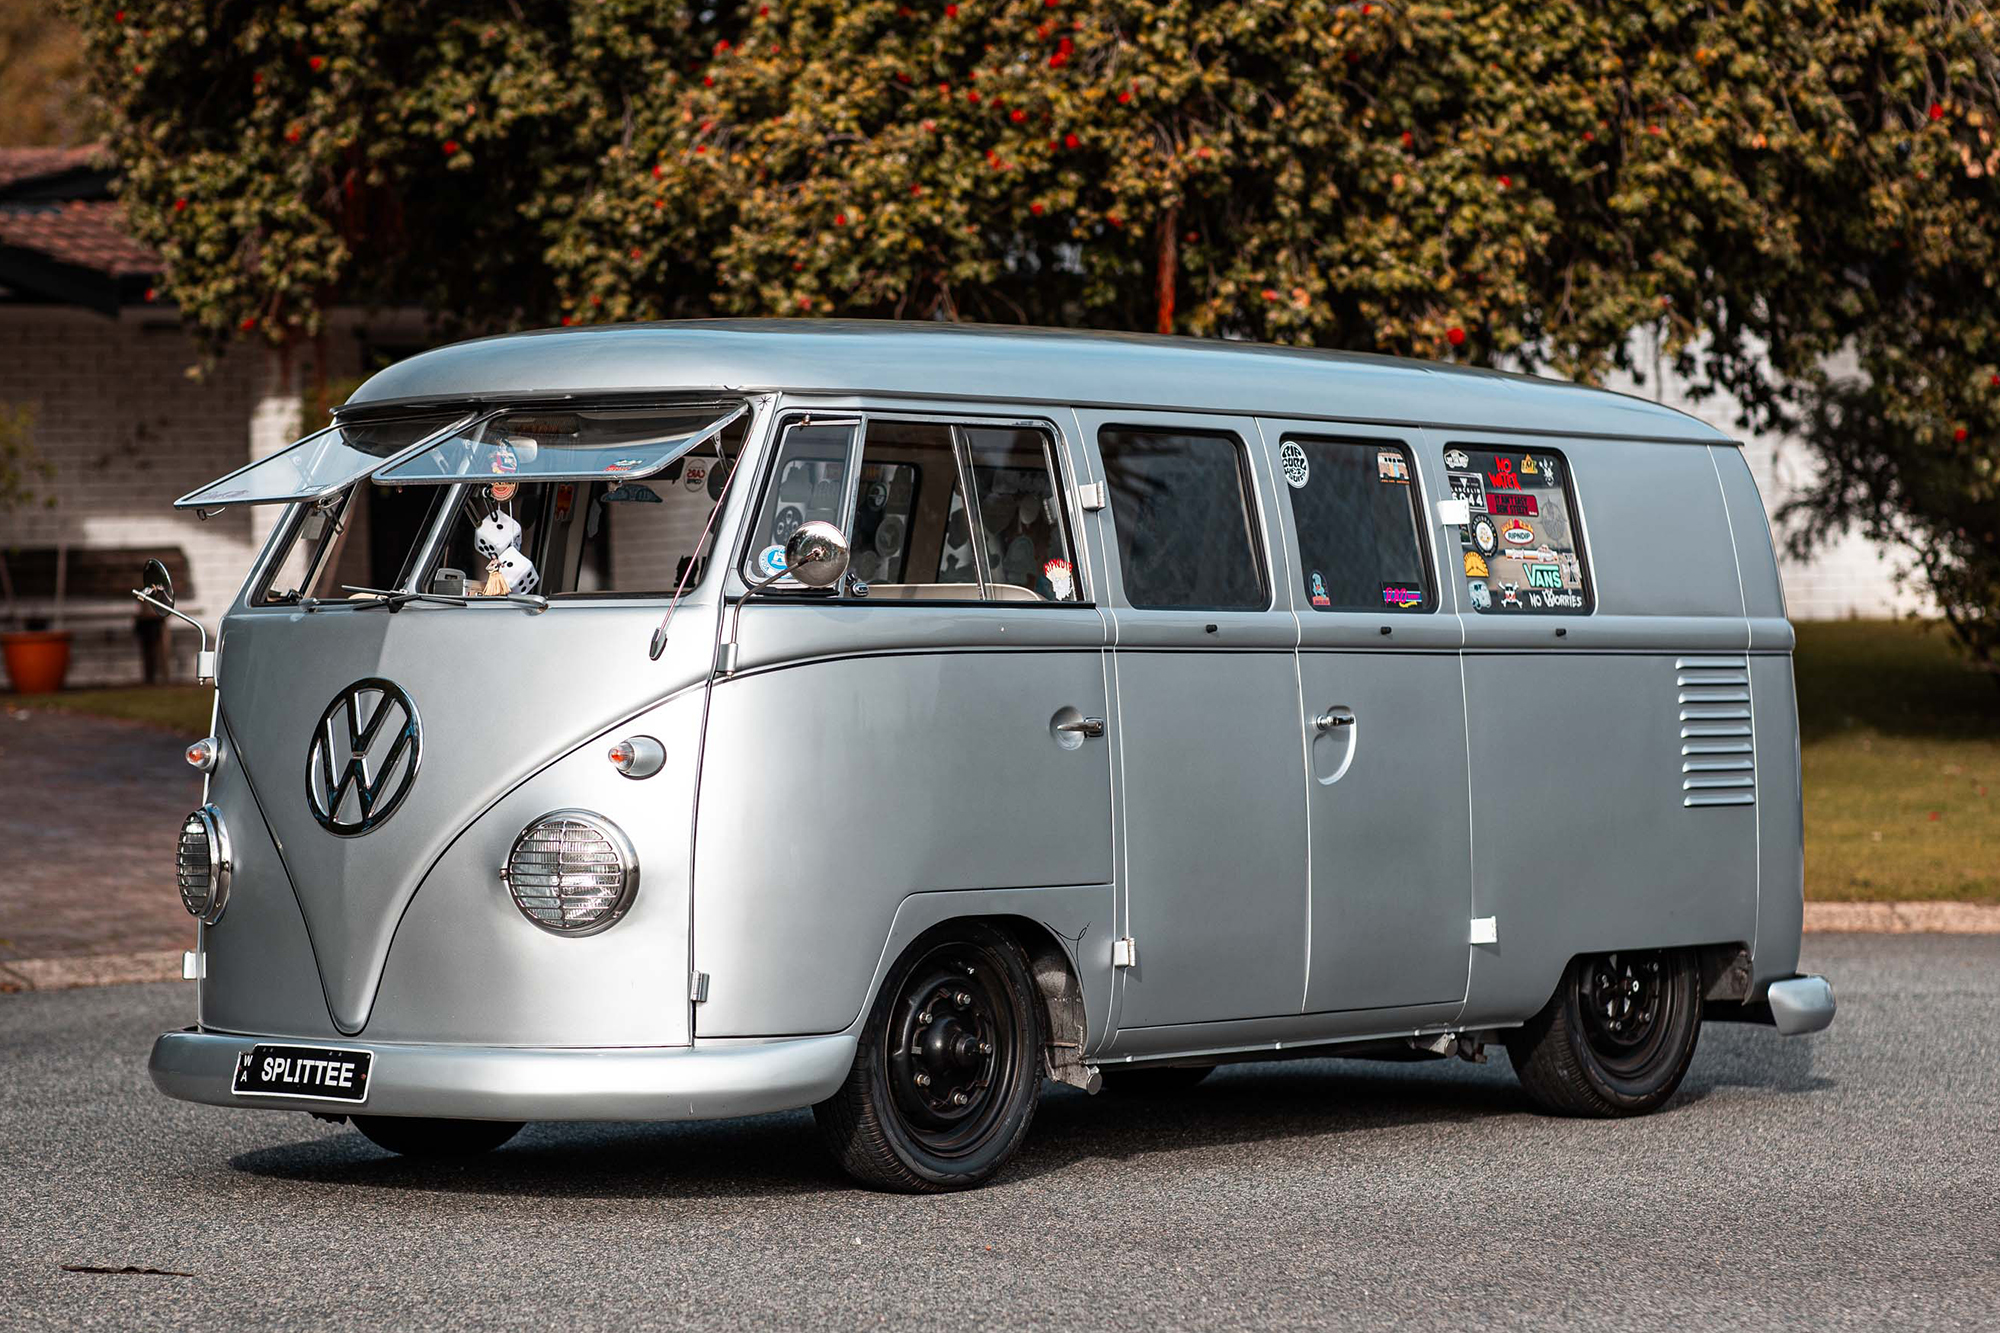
1, 907, 1995, 995
1802, 902, 2000, 934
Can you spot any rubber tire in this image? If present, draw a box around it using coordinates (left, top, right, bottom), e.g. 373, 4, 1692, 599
814, 923, 1043, 1192
1099, 1065, 1214, 1095
352, 1116, 523, 1158
1505, 948, 1702, 1117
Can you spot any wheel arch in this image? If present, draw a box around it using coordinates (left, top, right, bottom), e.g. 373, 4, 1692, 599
854, 888, 1114, 1091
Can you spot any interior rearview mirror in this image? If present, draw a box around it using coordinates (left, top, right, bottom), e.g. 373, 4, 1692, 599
140, 557, 175, 609
783, 521, 850, 588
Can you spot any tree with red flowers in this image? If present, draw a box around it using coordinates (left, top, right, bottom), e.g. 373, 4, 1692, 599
77, 0, 2000, 677
77, 1, 724, 352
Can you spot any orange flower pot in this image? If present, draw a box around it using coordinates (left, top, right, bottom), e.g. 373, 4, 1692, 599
1, 629, 74, 694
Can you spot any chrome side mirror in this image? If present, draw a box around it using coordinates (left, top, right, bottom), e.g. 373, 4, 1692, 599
714, 520, 853, 675
140, 557, 175, 609
782, 520, 849, 588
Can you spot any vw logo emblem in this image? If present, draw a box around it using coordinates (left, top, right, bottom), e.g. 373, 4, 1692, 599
305, 678, 421, 836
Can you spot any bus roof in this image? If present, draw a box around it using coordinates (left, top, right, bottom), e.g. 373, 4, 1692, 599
343, 320, 1733, 445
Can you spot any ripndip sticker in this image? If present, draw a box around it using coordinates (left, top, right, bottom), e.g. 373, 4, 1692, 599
1279, 441, 1310, 489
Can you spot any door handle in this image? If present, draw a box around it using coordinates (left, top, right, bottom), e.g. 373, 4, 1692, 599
1054, 716, 1106, 739
1313, 711, 1354, 733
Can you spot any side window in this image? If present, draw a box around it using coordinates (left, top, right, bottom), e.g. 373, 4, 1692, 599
1280, 437, 1432, 613
742, 420, 856, 583
1442, 445, 1592, 614
959, 426, 1078, 600
743, 416, 1081, 602
1098, 427, 1267, 610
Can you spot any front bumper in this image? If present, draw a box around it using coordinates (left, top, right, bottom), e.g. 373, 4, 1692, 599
149, 1028, 859, 1122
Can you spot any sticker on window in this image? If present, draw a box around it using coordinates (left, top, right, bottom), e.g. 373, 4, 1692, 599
1444, 444, 1590, 615
1380, 582, 1423, 609
1280, 441, 1310, 489
1376, 450, 1410, 484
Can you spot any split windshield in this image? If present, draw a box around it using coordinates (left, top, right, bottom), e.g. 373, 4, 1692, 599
257, 417, 746, 605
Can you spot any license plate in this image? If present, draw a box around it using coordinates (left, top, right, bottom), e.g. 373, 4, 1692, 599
231, 1044, 372, 1103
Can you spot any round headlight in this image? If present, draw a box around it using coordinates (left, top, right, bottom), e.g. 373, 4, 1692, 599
176, 805, 230, 924
500, 810, 637, 936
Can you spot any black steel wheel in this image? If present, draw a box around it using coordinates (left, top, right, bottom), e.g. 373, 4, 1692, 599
1098, 1064, 1213, 1095
1505, 948, 1702, 1117
814, 923, 1043, 1192
352, 1116, 523, 1158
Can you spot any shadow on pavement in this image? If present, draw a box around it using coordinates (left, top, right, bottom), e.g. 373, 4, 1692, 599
226, 1034, 1829, 1199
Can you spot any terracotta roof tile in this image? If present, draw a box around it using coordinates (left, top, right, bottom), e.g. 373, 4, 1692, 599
0, 145, 112, 192
0, 199, 161, 277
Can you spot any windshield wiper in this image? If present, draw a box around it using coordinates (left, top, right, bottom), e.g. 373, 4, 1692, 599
335, 584, 467, 612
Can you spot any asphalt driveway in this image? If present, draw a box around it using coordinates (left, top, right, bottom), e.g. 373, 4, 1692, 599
0, 934, 1993, 1331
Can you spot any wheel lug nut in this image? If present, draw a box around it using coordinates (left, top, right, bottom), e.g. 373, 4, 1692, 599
914, 1072, 931, 1087
979, 1040, 993, 1055
917, 1010, 932, 1024
953, 991, 972, 1007
951, 1091, 970, 1106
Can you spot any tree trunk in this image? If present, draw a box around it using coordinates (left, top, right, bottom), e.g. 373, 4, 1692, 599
1155, 204, 1179, 336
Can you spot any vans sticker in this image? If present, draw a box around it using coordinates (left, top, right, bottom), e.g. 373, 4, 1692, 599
1487, 457, 1522, 490
1447, 472, 1488, 511
1526, 562, 1564, 589
1501, 519, 1535, 546
1444, 448, 1470, 470
1464, 551, 1489, 578
1467, 579, 1491, 610
1280, 441, 1310, 489
1376, 450, 1410, 484
1380, 582, 1423, 609
1309, 571, 1332, 608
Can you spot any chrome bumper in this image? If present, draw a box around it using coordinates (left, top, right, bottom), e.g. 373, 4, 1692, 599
1765, 974, 1835, 1036
149, 1028, 858, 1122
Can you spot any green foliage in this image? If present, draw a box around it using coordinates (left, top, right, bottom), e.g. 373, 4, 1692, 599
76, 0, 2000, 678
76, 1, 721, 348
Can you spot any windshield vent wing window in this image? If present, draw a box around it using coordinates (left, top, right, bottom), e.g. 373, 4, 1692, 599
370, 403, 746, 486
174, 414, 468, 510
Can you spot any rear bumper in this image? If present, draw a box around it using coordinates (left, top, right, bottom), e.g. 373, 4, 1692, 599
1703, 973, 1836, 1036
149, 1028, 858, 1122
1764, 974, 1835, 1036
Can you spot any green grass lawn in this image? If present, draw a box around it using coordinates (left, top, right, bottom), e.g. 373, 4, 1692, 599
7, 620, 1997, 901
4, 683, 213, 735
1794, 620, 1999, 902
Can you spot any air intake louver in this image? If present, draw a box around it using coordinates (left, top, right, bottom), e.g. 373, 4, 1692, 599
1676, 656, 1755, 808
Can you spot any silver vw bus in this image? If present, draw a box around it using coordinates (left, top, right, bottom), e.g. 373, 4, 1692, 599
147, 321, 1834, 1191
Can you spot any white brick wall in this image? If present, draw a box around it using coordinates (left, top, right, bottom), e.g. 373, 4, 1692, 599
0, 307, 393, 687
